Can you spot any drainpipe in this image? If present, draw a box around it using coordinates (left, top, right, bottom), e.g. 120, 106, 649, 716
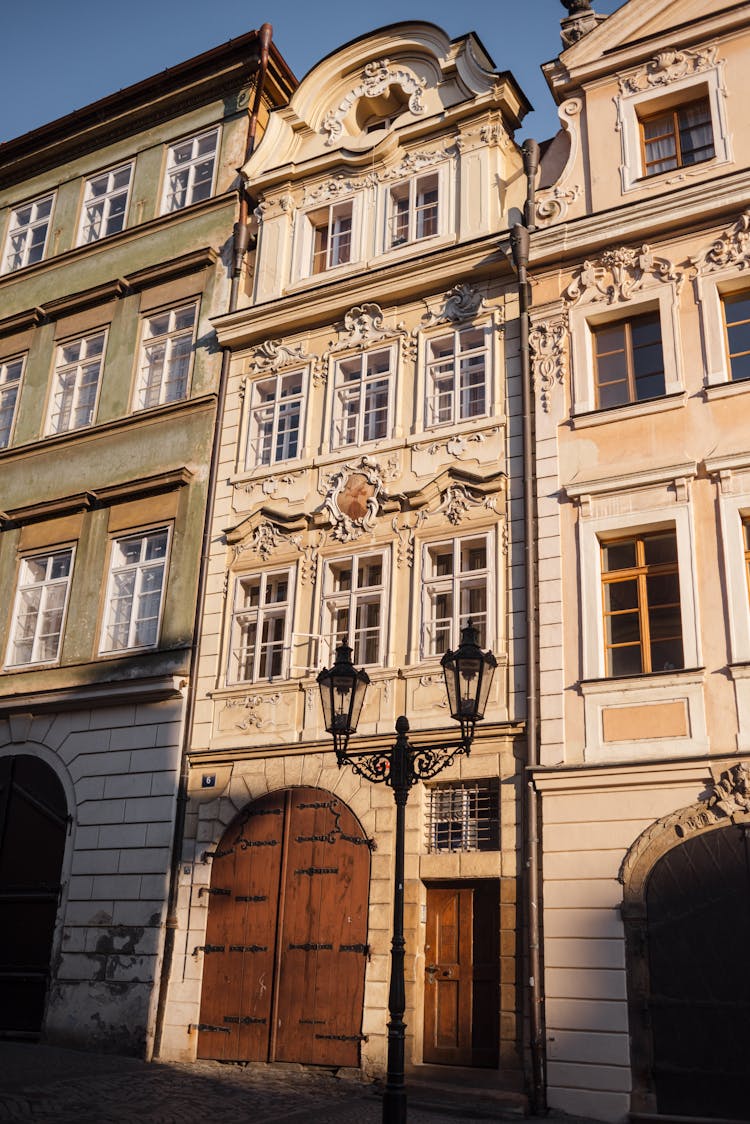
509, 135, 546, 1114
153, 23, 274, 1059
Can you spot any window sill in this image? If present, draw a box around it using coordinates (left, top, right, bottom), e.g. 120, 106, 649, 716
704, 379, 750, 401
581, 667, 705, 695
572, 391, 686, 429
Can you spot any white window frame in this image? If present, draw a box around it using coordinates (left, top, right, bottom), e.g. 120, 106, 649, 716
46, 329, 107, 436
616, 67, 731, 194
706, 455, 750, 664
100, 528, 170, 654
160, 127, 219, 214
421, 533, 492, 659
228, 566, 294, 684
293, 194, 363, 282
570, 466, 708, 761
695, 268, 750, 394
424, 324, 492, 429
133, 302, 198, 410
321, 551, 388, 667
77, 162, 133, 245
569, 290, 683, 420
2, 193, 55, 274
244, 368, 306, 469
331, 345, 395, 450
0, 353, 25, 449
384, 170, 440, 251
5, 547, 74, 667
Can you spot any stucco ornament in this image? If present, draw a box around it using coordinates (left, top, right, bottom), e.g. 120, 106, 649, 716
252, 521, 284, 561
381, 147, 449, 180
329, 303, 412, 361
564, 244, 682, 305
530, 319, 568, 413
618, 46, 717, 95
303, 172, 377, 206
436, 484, 497, 527
707, 763, 750, 818
692, 210, 750, 274
321, 58, 426, 146
251, 339, 309, 372
421, 283, 485, 327
536, 184, 581, 226
391, 512, 427, 568
319, 456, 391, 542
222, 694, 281, 732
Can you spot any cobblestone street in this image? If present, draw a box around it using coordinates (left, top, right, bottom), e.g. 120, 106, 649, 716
0, 1043, 563, 1124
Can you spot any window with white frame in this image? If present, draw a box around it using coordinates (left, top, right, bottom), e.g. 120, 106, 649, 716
0, 355, 24, 449
229, 568, 292, 682
6, 548, 73, 666
639, 97, 715, 177
425, 325, 490, 427
47, 330, 106, 435
161, 128, 219, 213
323, 553, 386, 666
310, 201, 353, 274
332, 347, 393, 449
722, 290, 750, 383
134, 303, 197, 410
78, 163, 133, 245
600, 530, 684, 676
101, 529, 169, 652
422, 535, 489, 657
2, 194, 54, 274
387, 172, 438, 249
246, 370, 304, 468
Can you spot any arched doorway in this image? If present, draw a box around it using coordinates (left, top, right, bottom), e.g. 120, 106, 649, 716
197, 787, 371, 1067
643, 824, 750, 1119
0, 754, 69, 1038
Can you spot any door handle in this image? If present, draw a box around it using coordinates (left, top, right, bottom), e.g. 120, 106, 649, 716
425, 963, 438, 983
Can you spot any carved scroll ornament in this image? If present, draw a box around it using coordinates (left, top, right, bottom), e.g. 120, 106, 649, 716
564, 244, 682, 305
618, 46, 718, 96
530, 319, 568, 413
322, 58, 426, 146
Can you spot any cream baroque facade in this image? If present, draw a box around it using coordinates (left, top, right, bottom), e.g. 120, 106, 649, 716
159, 23, 531, 1090
532, 0, 750, 1120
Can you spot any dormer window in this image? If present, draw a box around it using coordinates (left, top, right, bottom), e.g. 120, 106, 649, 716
311, 201, 353, 273
639, 97, 714, 177
387, 173, 438, 248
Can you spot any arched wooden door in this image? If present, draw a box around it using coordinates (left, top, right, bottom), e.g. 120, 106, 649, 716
0, 754, 68, 1037
645, 824, 750, 1119
197, 787, 371, 1067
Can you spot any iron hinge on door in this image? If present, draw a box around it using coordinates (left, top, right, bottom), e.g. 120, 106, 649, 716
189, 1023, 230, 1034
199, 886, 230, 897
192, 944, 225, 956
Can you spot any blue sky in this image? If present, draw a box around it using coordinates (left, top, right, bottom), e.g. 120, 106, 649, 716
2, 0, 623, 146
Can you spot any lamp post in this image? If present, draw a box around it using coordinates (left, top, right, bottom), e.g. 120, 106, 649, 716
317, 621, 497, 1124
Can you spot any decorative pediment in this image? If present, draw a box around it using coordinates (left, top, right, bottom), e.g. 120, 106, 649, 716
420, 283, 486, 328
322, 58, 427, 146
691, 210, 750, 276
564, 244, 683, 305
328, 303, 413, 360
618, 44, 718, 95
303, 172, 377, 206
247, 338, 322, 386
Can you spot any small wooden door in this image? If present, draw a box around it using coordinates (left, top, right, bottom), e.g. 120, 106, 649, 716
198, 787, 370, 1067
0, 755, 68, 1037
423, 882, 499, 1067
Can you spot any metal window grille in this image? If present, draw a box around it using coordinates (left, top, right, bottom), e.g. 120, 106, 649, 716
425, 780, 499, 854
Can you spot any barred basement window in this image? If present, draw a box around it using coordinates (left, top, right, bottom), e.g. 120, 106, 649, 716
425, 780, 499, 854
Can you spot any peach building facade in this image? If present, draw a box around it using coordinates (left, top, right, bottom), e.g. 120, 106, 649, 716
531, 1, 750, 1119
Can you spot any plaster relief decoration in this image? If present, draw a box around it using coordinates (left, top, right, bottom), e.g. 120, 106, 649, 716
222, 693, 282, 732
530, 318, 568, 413
421, 283, 485, 327
417, 675, 449, 708
618, 45, 718, 95
254, 193, 294, 220
536, 98, 582, 226
564, 244, 683, 305
436, 483, 497, 527
303, 172, 377, 206
391, 512, 427, 568
322, 58, 427, 146
560, 0, 607, 47
692, 210, 750, 275
536, 184, 581, 226
380, 146, 451, 179
707, 762, 750, 819
249, 337, 321, 385
318, 456, 396, 542
233, 469, 304, 499
291, 530, 326, 587
252, 520, 284, 561
425, 431, 492, 460
329, 303, 414, 364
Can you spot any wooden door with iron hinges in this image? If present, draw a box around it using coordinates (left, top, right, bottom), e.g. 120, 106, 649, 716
0, 755, 68, 1038
197, 787, 371, 1067
423, 882, 499, 1067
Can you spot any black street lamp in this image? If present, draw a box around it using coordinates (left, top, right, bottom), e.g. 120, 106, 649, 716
317, 621, 497, 1124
